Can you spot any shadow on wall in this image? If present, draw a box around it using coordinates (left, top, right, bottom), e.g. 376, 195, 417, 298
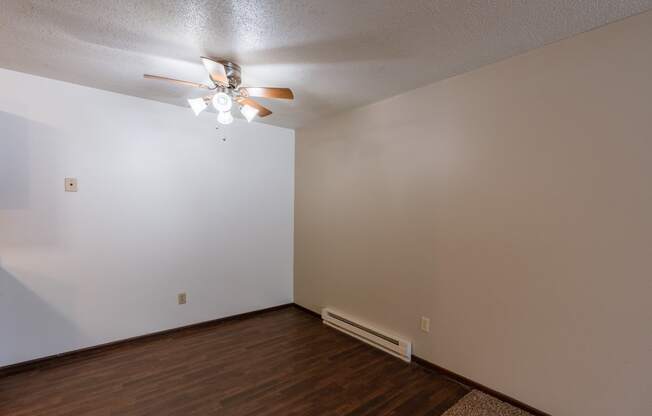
0, 112, 76, 366
0, 111, 30, 209
0, 265, 81, 367
0, 111, 61, 247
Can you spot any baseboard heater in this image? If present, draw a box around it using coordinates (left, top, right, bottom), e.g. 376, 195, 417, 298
322, 308, 411, 362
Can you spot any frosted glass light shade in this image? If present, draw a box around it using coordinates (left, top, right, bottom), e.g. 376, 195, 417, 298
240, 104, 259, 122
217, 110, 234, 125
187, 97, 207, 116
212, 92, 233, 112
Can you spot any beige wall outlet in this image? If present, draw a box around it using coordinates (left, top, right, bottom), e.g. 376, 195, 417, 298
177, 293, 187, 305
65, 178, 78, 192
420, 316, 430, 333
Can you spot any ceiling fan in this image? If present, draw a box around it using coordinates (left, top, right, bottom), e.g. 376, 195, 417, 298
144, 57, 294, 124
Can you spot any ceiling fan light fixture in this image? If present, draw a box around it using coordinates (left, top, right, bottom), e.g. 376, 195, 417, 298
217, 110, 234, 125
240, 104, 259, 122
212, 92, 233, 112
187, 97, 207, 116
145, 58, 294, 125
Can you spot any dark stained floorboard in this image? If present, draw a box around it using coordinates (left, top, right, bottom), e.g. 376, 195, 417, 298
0, 306, 469, 415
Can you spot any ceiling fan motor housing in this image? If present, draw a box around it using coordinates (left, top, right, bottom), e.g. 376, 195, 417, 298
220, 61, 242, 89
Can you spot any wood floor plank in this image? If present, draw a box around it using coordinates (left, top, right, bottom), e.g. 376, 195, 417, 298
0, 307, 468, 415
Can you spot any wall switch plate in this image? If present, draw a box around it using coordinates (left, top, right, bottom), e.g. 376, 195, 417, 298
421, 317, 430, 333
178, 293, 187, 305
65, 178, 78, 192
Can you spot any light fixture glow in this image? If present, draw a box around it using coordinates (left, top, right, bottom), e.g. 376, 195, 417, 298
217, 110, 234, 125
187, 97, 207, 116
240, 104, 259, 123
212, 92, 233, 112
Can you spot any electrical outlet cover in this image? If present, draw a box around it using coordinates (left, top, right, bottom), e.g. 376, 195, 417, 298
420, 317, 430, 333
178, 293, 187, 305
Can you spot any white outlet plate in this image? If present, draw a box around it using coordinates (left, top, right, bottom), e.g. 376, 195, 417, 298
65, 178, 78, 192
421, 317, 430, 333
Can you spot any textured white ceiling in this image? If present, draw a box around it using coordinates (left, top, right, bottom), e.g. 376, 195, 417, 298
1, 1, 651, 128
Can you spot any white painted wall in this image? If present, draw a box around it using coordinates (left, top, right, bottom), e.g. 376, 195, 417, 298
0, 68, 294, 367
295, 11, 652, 416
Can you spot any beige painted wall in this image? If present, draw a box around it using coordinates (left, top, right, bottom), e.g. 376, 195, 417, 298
294, 11, 652, 416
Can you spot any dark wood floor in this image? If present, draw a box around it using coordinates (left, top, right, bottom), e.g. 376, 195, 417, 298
0, 306, 469, 415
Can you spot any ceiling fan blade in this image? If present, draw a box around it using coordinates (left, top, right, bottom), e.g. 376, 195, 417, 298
236, 97, 272, 117
240, 87, 294, 100
143, 74, 211, 89
200, 57, 229, 86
